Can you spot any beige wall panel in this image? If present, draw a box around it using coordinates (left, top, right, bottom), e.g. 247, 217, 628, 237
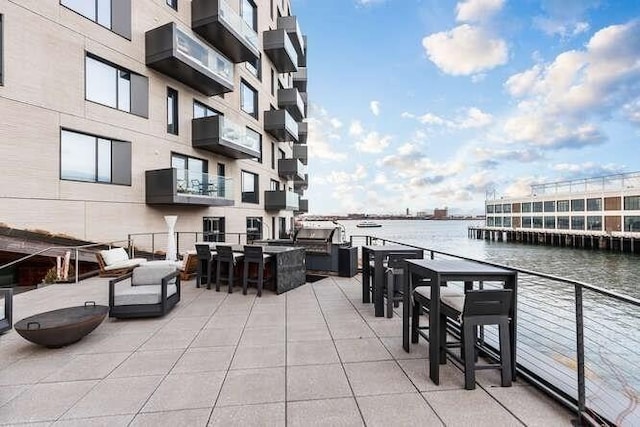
0, 198, 86, 239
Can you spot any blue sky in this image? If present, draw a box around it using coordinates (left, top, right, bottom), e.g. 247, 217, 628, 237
291, 0, 640, 215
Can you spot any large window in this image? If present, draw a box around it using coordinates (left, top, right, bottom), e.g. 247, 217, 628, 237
85, 54, 148, 117
557, 200, 569, 212
193, 100, 219, 118
246, 55, 261, 80
60, 129, 131, 185
521, 202, 532, 213
166, 0, 177, 10
571, 199, 585, 212
521, 216, 532, 228
557, 216, 570, 229
246, 217, 262, 242
544, 216, 555, 229
203, 217, 225, 242
587, 216, 602, 231
241, 170, 259, 203
241, 0, 257, 31
486, 205, 494, 214
241, 80, 258, 119
543, 201, 555, 212
624, 216, 640, 232
503, 217, 511, 227
172, 153, 207, 195
586, 198, 602, 211
532, 217, 543, 228
494, 204, 503, 214
61, 0, 131, 39
571, 216, 585, 230
167, 87, 178, 135
502, 204, 511, 213
624, 196, 640, 210
532, 202, 543, 213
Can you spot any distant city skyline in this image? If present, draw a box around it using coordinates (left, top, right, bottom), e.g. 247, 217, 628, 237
293, 0, 640, 215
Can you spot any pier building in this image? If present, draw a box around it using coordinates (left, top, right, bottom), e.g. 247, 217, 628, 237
470, 172, 640, 253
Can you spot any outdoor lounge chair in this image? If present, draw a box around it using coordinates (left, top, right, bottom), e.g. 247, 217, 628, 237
0, 288, 12, 333
108, 263, 180, 318
96, 247, 147, 277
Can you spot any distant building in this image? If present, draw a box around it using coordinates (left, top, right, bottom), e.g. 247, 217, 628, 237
433, 208, 448, 219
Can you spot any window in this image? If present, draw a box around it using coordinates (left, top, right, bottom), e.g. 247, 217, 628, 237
587, 216, 602, 230
271, 142, 275, 169
544, 216, 555, 229
543, 201, 555, 212
521, 202, 532, 213
270, 0, 274, 19
270, 179, 279, 190
203, 217, 225, 242
271, 69, 275, 96
486, 217, 494, 227
571, 199, 585, 212
557, 200, 570, 212
193, 100, 219, 118
502, 204, 511, 213
85, 54, 148, 117
241, 170, 259, 203
246, 217, 262, 241
557, 216, 570, 229
60, 129, 131, 185
246, 127, 262, 162
61, 0, 131, 39
486, 205, 494, 214
166, 0, 177, 10
624, 196, 640, 210
0, 15, 3, 86
532, 217, 543, 228
571, 216, 585, 230
503, 217, 511, 227
624, 216, 640, 232
586, 198, 602, 211
167, 87, 178, 134
494, 217, 502, 227
532, 202, 543, 213
241, 0, 257, 31
494, 204, 502, 214
241, 80, 258, 118
246, 55, 261, 79
522, 216, 532, 228
172, 153, 207, 195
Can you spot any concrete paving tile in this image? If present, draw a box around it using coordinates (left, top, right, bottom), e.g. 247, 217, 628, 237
204, 315, 247, 329
0, 384, 26, 407
216, 367, 285, 407
334, 338, 392, 363
488, 385, 575, 426
380, 336, 430, 360
287, 340, 340, 366
0, 380, 96, 423
209, 402, 285, 427
108, 349, 183, 378
139, 329, 199, 351
75, 332, 151, 354
0, 354, 74, 386
192, 328, 243, 348
52, 414, 134, 426
238, 326, 285, 347
423, 388, 522, 426
287, 397, 364, 427
286, 325, 332, 342
231, 344, 284, 369
328, 323, 375, 340
245, 312, 285, 328
366, 319, 404, 337
161, 315, 210, 331
62, 376, 162, 419
131, 408, 211, 426
142, 371, 225, 412
397, 359, 466, 391
171, 346, 235, 374
287, 364, 352, 401
344, 361, 416, 396
43, 352, 130, 382
357, 393, 443, 426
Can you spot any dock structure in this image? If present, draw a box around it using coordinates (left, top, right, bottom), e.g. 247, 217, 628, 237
475, 171, 640, 254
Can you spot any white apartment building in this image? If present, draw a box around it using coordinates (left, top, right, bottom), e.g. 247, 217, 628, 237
0, 0, 309, 246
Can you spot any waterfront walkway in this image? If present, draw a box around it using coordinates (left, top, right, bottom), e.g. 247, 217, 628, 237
0, 275, 574, 426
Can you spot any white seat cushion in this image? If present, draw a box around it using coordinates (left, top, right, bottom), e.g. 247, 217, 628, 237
414, 286, 464, 300
100, 248, 129, 265
113, 284, 177, 306
103, 258, 147, 271
441, 293, 466, 314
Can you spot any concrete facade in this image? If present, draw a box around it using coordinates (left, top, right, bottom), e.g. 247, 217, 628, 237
0, 0, 307, 245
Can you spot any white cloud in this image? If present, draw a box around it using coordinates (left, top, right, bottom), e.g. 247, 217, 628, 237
456, 0, 505, 23
503, 177, 536, 198
401, 112, 415, 119
457, 107, 493, 128
623, 100, 640, 124
370, 100, 381, 116
306, 104, 348, 161
418, 113, 446, 125
404, 107, 493, 129
533, 18, 590, 38
349, 120, 364, 136
355, 132, 392, 153
503, 114, 605, 149
330, 118, 343, 129
552, 162, 624, 178
422, 24, 508, 76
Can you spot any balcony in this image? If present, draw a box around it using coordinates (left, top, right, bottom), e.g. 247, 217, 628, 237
278, 158, 306, 181
292, 67, 307, 92
295, 198, 309, 214
293, 144, 307, 165
299, 35, 307, 67
146, 168, 234, 206
294, 173, 309, 193
297, 121, 307, 145
263, 29, 297, 73
264, 109, 298, 142
265, 190, 299, 211
192, 115, 261, 159
191, 0, 259, 63
300, 92, 308, 117
277, 16, 304, 57
145, 22, 234, 96
277, 88, 305, 121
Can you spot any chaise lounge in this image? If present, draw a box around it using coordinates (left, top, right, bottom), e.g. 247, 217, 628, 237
108, 264, 180, 318
96, 247, 148, 277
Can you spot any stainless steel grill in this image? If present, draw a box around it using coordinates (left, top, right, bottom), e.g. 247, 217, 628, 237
293, 226, 340, 254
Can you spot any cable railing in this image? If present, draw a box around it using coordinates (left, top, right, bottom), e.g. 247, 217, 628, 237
126, 231, 251, 260
350, 234, 640, 426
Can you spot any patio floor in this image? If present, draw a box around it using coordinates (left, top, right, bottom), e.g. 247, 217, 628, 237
0, 275, 575, 426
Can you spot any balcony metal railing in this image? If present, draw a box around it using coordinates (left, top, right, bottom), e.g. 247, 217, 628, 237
349, 234, 640, 426
218, 0, 258, 50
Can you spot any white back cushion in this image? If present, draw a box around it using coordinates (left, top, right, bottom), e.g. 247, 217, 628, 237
132, 264, 177, 286
101, 248, 129, 265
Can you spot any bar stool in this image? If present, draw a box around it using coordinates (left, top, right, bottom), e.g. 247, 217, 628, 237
242, 245, 272, 297
216, 245, 243, 293
195, 244, 215, 289
382, 252, 423, 318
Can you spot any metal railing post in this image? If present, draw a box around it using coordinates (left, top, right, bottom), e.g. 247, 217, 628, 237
151, 233, 155, 259
74, 249, 79, 283
575, 284, 586, 421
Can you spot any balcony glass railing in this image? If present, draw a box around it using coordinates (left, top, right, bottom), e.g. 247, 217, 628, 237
175, 27, 233, 85
286, 191, 300, 207
220, 117, 261, 152
175, 168, 233, 199
218, 0, 259, 50
283, 31, 298, 67
284, 110, 299, 137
